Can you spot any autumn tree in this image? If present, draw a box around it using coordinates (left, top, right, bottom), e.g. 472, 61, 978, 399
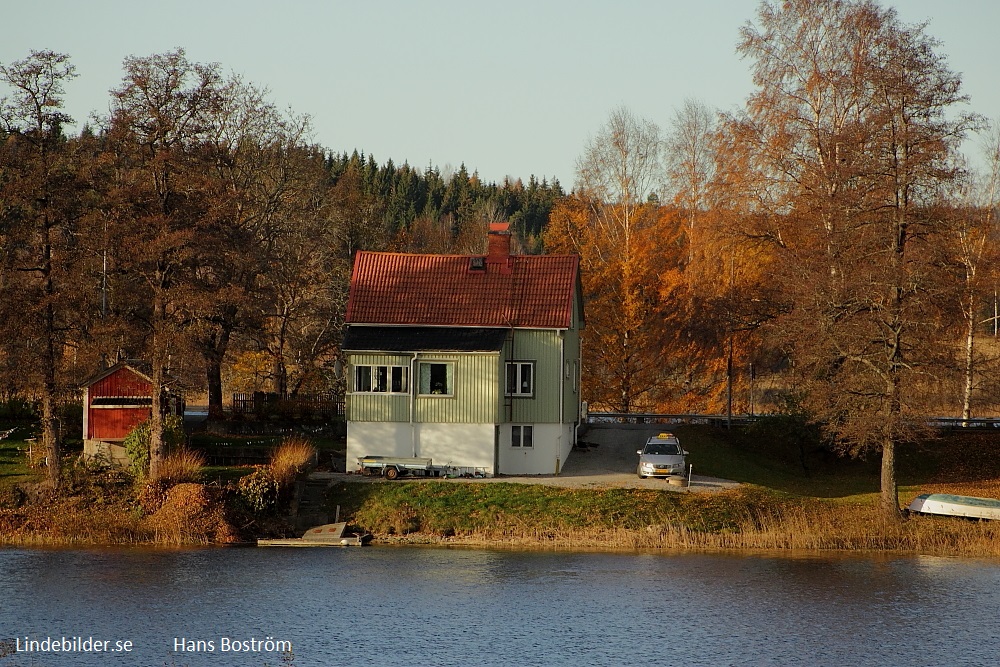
251, 148, 344, 399
664, 98, 717, 268
191, 77, 320, 416
548, 107, 672, 411
0, 50, 88, 487
104, 49, 224, 478
725, 0, 981, 519
946, 127, 1000, 421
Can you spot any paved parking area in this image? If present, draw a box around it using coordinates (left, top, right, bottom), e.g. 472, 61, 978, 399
485, 423, 739, 492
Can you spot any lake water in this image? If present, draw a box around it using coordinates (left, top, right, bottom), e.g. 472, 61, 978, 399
1, 545, 998, 666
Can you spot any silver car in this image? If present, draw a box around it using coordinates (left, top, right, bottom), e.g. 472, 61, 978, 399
636, 433, 687, 479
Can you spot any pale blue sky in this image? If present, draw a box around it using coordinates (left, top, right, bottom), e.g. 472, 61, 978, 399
4, 1, 998, 186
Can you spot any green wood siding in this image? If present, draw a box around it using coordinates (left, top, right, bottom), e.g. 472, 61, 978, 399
348, 352, 500, 423
347, 288, 583, 427
415, 353, 499, 423
501, 329, 563, 424
347, 354, 412, 423
562, 326, 581, 423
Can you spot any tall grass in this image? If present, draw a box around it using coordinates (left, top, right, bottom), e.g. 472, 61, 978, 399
153, 448, 207, 485
270, 436, 317, 486
0, 500, 150, 545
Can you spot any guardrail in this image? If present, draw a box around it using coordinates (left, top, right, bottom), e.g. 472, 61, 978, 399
586, 413, 1000, 429
927, 418, 1000, 429
586, 413, 755, 426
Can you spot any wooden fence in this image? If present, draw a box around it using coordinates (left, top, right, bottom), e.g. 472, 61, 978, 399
231, 392, 345, 419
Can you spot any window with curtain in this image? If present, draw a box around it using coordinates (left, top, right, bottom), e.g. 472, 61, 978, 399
418, 362, 453, 395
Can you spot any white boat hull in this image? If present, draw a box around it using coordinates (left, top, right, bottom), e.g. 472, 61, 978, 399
907, 494, 1000, 521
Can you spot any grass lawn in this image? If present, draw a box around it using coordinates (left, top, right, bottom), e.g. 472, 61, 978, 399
0, 423, 41, 488
671, 422, 1000, 505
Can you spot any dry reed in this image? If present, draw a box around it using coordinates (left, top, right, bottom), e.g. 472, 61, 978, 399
144, 483, 238, 545
0, 500, 150, 546
361, 493, 1000, 557
270, 436, 318, 486
153, 448, 207, 486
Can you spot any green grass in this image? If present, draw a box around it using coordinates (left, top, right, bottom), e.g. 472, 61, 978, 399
0, 424, 41, 488
667, 423, 1000, 501
678, 426, 882, 498
330, 480, 788, 537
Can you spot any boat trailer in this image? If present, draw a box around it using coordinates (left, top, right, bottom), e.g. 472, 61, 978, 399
357, 455, 448, 480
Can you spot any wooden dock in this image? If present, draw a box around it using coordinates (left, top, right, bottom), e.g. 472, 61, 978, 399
257, 522, 371, 547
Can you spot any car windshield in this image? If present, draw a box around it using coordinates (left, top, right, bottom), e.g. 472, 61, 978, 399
645, 443, 680, 455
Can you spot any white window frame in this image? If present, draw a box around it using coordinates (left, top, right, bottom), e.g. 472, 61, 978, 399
511, 424, 533, 448
418, 361, 454, 397
353, 364, 408, 394
505, 361, 535, 397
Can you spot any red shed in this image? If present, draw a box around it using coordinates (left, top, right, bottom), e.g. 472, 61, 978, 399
82, 360, 160, 464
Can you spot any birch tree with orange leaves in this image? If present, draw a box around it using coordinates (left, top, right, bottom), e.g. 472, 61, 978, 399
546, 195, 683, 412
721, 0, 982, 520
547, 107, 682, 412
947, 128, 1000, 423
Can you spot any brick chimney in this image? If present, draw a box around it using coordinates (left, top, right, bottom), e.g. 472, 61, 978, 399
486, 222, 512, 273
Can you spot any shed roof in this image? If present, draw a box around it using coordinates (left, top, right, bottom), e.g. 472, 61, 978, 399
81, 359, 152, 389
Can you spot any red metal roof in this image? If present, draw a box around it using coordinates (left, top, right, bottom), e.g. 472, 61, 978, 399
347, 251, 580, 329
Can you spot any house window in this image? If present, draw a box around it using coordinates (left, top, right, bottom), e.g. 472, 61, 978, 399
511, 425, 533, 448
505, 361, 534, 397
418, 362, 453, 396
354, 365, 408, 393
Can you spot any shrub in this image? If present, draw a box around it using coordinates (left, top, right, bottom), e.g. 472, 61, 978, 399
237, 467, 279, 513
270, 436, 317, 487
123, 415, 185, 479
143, 483, 239, 544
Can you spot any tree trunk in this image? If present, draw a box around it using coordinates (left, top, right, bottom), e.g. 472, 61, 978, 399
41, 395, 60, 488
880, 435, 901, 521
41, 303, 61, 488
272, 323, 288, 398
962, 295, 976, 424
148, 293, 167, 480
204, 324, 232, 420
206, 355, 225, 421
148, 360, 165, 480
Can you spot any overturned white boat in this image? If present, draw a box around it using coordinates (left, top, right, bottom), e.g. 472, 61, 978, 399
907, 494, 1000, 521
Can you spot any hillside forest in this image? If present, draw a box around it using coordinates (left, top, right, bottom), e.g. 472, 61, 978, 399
2, 1, 998, 515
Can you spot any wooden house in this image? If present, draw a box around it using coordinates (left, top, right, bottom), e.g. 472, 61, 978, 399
343, 223, 584, 476
82, 359, 179, 465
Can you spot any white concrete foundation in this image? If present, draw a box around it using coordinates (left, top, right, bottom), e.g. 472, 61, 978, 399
347, 421, 576, 476
497, 423, 574, 475
83, 439, 130, 466
347, 422, 496, 475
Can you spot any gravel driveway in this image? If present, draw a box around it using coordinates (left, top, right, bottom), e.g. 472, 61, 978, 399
325, 424, 738, 493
